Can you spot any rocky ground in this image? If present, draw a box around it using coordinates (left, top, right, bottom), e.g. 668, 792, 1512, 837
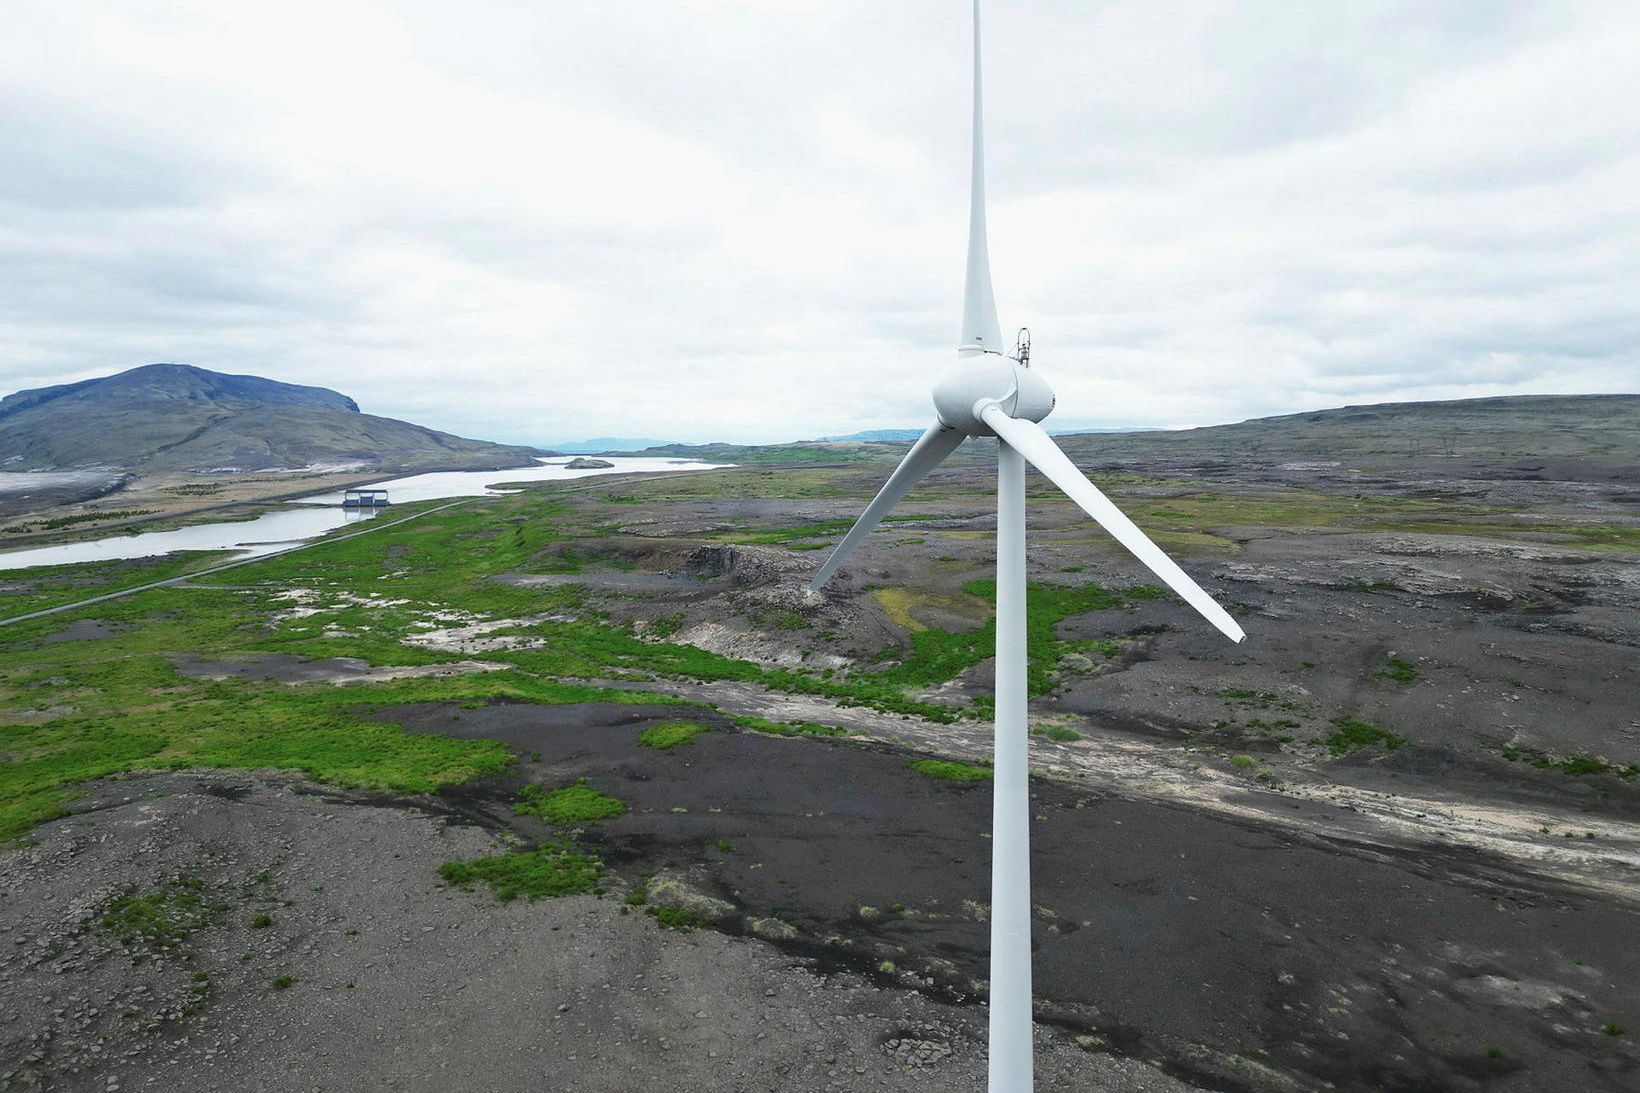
4, 432, 1639, 1091
0, 772, 1190, 1093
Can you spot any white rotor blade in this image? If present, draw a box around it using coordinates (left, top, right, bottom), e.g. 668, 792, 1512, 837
808, 423, 965, 591
979, 404, 1245, 642
959, 0, 1004, 354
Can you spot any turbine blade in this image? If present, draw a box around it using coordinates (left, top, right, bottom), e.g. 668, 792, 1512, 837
979, 405, 1246, 642
808, 423, 965, 591
960, 0, 1004, 354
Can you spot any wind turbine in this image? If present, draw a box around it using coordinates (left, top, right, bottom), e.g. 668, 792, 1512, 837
807, 3, 1246, 1090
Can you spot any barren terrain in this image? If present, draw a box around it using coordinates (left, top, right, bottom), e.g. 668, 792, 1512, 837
4, 397, 1639, 1091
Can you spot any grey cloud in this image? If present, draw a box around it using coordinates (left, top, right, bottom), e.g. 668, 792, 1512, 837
0, 0, 1635, 445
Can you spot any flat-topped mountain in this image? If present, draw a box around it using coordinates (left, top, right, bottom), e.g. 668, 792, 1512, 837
0, 363, 540, 474
1054, 393, 1640, 465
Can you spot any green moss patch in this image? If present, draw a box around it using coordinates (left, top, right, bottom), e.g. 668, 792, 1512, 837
439, 844, 603, 902
1032, 724, 1081, 743
1500, 744, 1637, 780
514, 780, 626, 824
98, 876, 223, 956
732, 715, 850, 738
639, 720, 711, 750
1325, 717, 1406, 756
645, 904, 703, 931
1375, 656, 1419, 684
908, 758, 992, 783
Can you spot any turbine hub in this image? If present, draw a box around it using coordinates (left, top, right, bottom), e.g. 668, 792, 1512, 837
932, 355, 1055, 436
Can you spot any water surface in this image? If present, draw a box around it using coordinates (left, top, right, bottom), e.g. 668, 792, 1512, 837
0, 458, 723, 572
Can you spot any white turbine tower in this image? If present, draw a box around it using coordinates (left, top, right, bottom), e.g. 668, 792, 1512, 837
808, 4, 1246, 1090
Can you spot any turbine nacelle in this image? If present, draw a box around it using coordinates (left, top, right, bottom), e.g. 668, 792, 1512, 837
933, 356, 1055, 436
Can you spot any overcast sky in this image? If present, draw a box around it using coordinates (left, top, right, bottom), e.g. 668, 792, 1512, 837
2, 1, 1636, 445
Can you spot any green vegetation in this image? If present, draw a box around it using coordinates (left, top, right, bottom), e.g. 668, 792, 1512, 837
1325, 717, 1407, 756
250, 913, 272, 929
514, 780, 626, 824
720, 519, 853, 547
1499, 744, 1637, 780
270, 975, 296, 991
5, 509, 158, 534
1032, 724, 1081, 743
1376, 656, 1420, 684
0, 551, 236, 619
908, 758, 992, 783
439, 843, 603, 902
645, 904, 703, 931
98, 876, 221, 955
732, 715, 850, 738
751, 607, 808, 631
6, 487, 1170, 841
864, 578, 1161, 698
639, 720, 711, 750
1602, 1022, 1624, 1037
13, 444, 1603, 858
1220, 688, 1292, 711
647, 612, 684, 638
1230, 754, 1256, 769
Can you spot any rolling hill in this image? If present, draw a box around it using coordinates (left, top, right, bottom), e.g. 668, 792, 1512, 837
637, 394, 1640, 471
0, 364, 541, 475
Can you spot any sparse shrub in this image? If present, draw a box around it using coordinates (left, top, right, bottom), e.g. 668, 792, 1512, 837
271, 975, 296, 991
1230, 754, 1255, 769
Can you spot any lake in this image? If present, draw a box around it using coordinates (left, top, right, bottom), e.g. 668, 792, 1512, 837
0, 457, 724, 572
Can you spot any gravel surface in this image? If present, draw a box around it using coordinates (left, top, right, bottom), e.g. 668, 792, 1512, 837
0, 772, 1199, 1093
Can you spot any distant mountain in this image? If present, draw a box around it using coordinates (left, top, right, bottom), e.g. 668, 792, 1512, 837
542, 436, 674, 454
1050, 393, 1640, 466
638, 394, 1640, 471
815, 426, 1148, 442
0, 363, 541, 475
815, 428, 926, 443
